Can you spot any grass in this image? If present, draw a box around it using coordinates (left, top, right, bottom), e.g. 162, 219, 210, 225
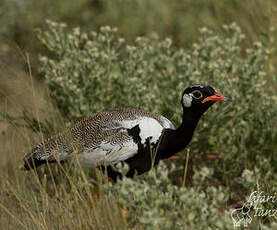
0, 89, 129, 229
0, 58, 133, 229
0, 165, 129, 229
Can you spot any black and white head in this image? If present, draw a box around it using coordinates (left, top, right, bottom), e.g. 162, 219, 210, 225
181, 84, 225, 116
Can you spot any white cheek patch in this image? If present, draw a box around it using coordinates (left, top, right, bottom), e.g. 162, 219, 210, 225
182, 94, 192, 107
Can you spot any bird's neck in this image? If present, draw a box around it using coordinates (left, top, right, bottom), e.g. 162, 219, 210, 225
158, 111, 201, 160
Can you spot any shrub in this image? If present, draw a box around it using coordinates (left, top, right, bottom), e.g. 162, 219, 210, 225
36, 21, 277, 228
38, 21, 277, 178
101, 162, 277, 229
102, 162, 232, 230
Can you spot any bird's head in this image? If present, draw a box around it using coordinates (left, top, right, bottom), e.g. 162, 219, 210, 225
181, 84, 225, 116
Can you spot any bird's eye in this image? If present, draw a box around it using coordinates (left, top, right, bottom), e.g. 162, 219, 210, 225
191, 90, 203, 99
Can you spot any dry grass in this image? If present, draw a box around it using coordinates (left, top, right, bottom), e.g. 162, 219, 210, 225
0, 165, 129, 230
0, 58, 132, 229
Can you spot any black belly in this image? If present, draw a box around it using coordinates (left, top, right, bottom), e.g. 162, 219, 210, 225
102, 124, 160, 181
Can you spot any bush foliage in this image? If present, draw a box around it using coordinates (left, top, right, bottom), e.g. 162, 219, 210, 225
39, 20, 276, 172
25, 21, 277, 228
102, 162, 233, 230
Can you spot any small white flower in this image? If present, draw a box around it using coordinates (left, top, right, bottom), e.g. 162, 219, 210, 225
192, 50, 199, 57
68, 34, 74, 40
136, 37, 142, 42
73, 27, 80, 36
118, 38, 125, 44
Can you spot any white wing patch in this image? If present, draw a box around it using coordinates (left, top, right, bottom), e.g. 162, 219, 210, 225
120, 117, 164, 145
78, 140, 138, 167
105, 141, 137, 163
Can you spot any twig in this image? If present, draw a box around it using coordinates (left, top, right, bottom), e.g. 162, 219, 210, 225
182, 149, 190, 187
165, 154, 222, 161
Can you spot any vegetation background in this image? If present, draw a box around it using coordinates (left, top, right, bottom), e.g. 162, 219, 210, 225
0, 0, 276, 229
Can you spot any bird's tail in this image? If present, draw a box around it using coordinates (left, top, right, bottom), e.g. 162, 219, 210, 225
22, 153, 47, 170
21, 137, 64, 170
20, 134, 74, 171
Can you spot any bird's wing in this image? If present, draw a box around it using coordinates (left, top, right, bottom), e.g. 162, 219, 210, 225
78, 138, 138, 167
23, 108, 175, 169
76, 115, 167, 167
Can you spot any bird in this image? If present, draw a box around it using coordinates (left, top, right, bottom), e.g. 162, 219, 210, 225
22, 84, 225, 181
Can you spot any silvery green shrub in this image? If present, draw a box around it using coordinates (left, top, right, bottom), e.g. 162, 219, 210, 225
37, 21, 277, 229
38, 21, 276, 174
101, 162, 232, 230
101, 162, 277, 230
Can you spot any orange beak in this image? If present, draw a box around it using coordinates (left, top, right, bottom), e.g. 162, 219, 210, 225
201, 93, 225, 104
